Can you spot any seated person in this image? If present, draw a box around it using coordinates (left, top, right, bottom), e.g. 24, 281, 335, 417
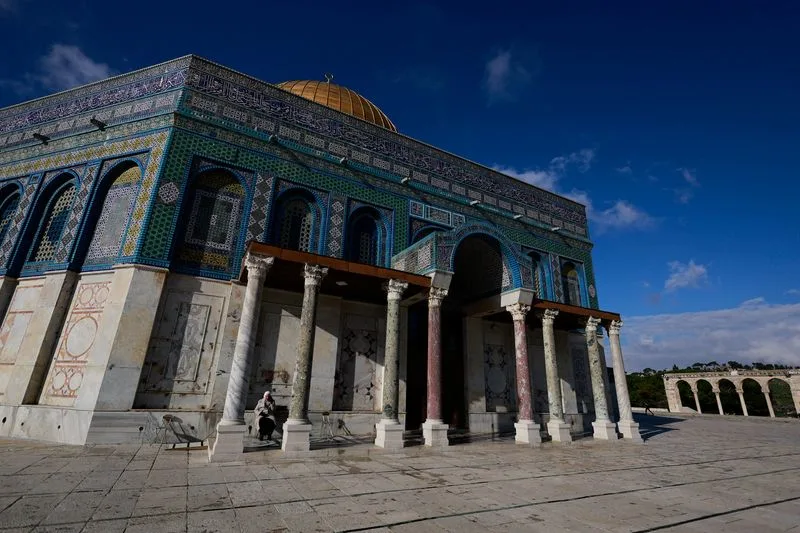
255, 391, 276, 441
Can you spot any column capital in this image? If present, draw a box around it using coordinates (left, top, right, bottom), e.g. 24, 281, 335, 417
302, 264, 328, 287
505, 302, 530, 322
428, 286, 448, 308
537, 308, 559, 325
584, 316, 602, 335
608, 319, 623, 335
385, 279, 409, 301
244, 252, 275, 278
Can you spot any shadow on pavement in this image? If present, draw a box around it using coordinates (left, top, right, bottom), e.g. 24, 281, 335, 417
634, 412, 686, 441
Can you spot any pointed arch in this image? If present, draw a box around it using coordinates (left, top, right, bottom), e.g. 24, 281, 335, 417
75, 160, 144, 270
562, 261, 582, 306
269, 189, 320, 253
345, 206, 388, 266
172, 168, 248, 278
0, 183, 22, 256
18, 173, 78, 274
442, 223, 523, 289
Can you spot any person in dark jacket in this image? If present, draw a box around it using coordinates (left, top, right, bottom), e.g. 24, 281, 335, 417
255, 391, 276, 441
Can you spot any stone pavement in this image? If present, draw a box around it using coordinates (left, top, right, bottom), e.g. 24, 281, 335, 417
0, 414, 798, 532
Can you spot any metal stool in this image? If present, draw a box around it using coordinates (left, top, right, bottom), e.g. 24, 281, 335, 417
320, 411, 335, 440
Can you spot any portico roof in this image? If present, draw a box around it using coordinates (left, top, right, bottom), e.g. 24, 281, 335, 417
241, 241, 431, 305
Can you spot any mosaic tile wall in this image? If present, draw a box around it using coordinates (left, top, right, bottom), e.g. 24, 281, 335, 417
84, 164, 143, 268
0, 127, 170, 277
174, 168, 247, 276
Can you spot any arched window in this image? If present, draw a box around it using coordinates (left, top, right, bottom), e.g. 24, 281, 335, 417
562, 262, 582, 306
271, 194, 314, 252
0, 190, 20, 249
26, 182, 76, 265
175, 169, 246, 276
529, 252, 545, 299
82, 163, 142, 267
346, 209, 380, 265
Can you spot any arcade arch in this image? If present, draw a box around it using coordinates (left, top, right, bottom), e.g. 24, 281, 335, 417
663, 371, 800, 418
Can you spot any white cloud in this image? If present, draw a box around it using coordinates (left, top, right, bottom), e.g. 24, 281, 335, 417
494, 149, 653, 232
550, 148, 595, 173
565, 190, 654, 233
37, 44, 112, 91
786, 289, 800, 297
491, 166, 560, 191
483, 49, 532, 103
672, 167, 700, 204
618, 299, 800, 371
664, 260, 708, 292
1, 44, 112, 96
615, 164, 633, 175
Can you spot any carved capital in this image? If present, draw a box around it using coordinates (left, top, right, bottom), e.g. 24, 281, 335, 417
428, 286, 448, 308
536, 308, 559, 326
244, 252, 275, 279
608, 319, 623, 336
386, 279, 409, 301
302, 264, 328, 286
584, 316, 601, 335
505, 302, 530, 322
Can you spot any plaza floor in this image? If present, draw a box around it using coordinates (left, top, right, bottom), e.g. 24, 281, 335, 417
0, 414, 798, 532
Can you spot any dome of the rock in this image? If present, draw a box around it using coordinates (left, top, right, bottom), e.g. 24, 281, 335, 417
276, 80, 397, 132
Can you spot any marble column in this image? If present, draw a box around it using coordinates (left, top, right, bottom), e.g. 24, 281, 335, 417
507, 303, 540, 446
422, 286, 449, 447
761, 384, 775, 418
607, 320, 642, 442
585, 317, 617, 440
375, 279, 408, 450
690, 383, 702, 414
735, 384, 749, 416
211, 252, 274, 462
540, 309, 571, 443
282, 264, 328, 452
712, 385, 724, 415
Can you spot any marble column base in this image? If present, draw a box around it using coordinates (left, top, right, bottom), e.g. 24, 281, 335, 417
208, 423, 246, 463
546, 420, 572, 443
592, 420, 619, 440
514, 420, 542, 446
422, 419, 449, 447
281, 420, 312, 452
375, 420, 405, 450
617, 419, 644, 443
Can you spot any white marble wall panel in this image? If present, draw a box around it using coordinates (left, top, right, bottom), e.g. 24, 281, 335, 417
528, 327, 548, 417
135, 274, 230, 410
249, 290, 303, 408
0, 281, 42, 399
465, 316, 485, 414
4, 271, 78, 405
482, 320, 516, 413
309, 295, 343, 413
333, 302, 385, 412
568, 334, 592, 415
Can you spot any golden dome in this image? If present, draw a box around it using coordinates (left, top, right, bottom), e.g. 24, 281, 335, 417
276, 80, 397, 132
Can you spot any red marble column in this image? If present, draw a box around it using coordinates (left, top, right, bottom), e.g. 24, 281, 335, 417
507, 303, 533, 421
426, 287, 448, 422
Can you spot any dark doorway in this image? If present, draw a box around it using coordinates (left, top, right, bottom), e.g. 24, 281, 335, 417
405, 301, 428, 430
441, 304, 466, 429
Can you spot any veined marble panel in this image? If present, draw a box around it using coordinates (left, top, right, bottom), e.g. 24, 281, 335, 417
333, 313, 380, 411
39, 272, 114, 407
0, 281, 43, 397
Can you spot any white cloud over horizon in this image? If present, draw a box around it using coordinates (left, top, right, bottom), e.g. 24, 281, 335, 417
1, 44, 112, 96
664, 259, 708, 292
618, 299, 800, 371
493, 149, 654, 233
483, 49, 533, 103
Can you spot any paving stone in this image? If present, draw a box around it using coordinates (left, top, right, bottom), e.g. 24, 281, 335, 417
187, 508, 240, 533
0, 494, 66, 528
125, 512, 187, 533
188, 483, 232, 511
40, 490, 104, 525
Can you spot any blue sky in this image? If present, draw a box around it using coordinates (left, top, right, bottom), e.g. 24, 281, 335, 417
1, 1, 799, 370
